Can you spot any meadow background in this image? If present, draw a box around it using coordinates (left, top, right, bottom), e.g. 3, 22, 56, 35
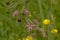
0, 0, 60, 40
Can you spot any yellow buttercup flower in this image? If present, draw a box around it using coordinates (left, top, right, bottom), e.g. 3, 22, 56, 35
26, 36, 33, 40
43, 19, 50, 25
51, 29, 58, 34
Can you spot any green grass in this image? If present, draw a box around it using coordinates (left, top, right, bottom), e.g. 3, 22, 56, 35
0, 0, 60, 40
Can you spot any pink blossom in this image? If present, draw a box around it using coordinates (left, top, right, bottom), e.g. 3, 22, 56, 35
26, 22, 36, 32
12, 10, 19, 17
23, 9, 29, 15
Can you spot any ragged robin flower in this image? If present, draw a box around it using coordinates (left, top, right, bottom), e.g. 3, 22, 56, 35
51, 29, 58, 34
43, 19, 50, 25
12, 10, 19, 17
23, 9, 29, 15
26, 36, 33, 40
26, 22, 36, 32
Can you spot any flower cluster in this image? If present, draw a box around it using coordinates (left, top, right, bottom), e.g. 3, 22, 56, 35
12, 8, 58, 40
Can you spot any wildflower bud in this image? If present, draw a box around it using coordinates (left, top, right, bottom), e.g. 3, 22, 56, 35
29, 14, 32, 17
51, 29, 58, 34
18, 18, 21, 22
18, 39, 21, 40
6, 2, 10, 5
12, 10, 19, 17
23, 9, 29, 15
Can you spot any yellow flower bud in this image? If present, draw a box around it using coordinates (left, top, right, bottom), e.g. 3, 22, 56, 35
18, 39, 21, 40
29, 14, 32, 17
51, 29, 58, 34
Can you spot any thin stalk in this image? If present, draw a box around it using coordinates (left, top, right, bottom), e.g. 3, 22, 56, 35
38, 0, 44, 28
38, 0, 44, 20
50, 0, 59, 40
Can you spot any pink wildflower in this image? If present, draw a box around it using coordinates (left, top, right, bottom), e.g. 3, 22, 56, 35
26, 22, 36, 32
12, 10, 19, 17
23, 9, 29, 15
